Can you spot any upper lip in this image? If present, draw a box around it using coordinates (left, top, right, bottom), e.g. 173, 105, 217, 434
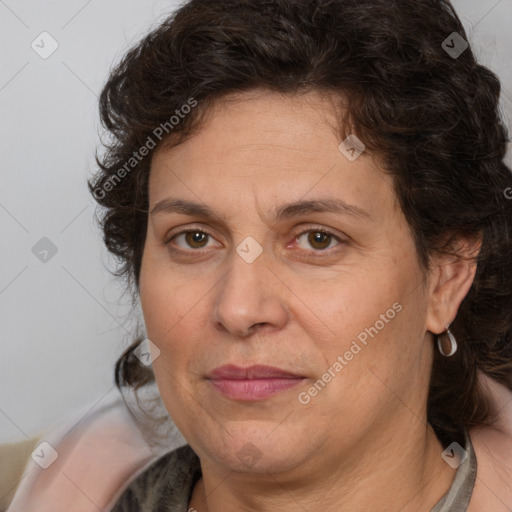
208, 364, 304, 379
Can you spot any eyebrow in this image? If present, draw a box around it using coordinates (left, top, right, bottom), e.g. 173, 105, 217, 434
149, 197, 370, 221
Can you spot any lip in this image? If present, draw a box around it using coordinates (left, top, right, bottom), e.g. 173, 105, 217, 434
208, 364, 304, 380
207, 365, 305, 401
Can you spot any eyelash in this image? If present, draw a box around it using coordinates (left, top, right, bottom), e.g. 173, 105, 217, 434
163, 225, 346, 255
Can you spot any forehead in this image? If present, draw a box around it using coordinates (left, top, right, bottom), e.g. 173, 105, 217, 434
153, 89, 345, 171
148, 89, 397, 220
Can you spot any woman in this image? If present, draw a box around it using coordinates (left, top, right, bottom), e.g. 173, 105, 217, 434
33, 0, 512, 510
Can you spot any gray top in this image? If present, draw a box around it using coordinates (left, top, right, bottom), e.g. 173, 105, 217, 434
111, 431, 477, 512
111, 443, 202, 512
432, 430, 477, 512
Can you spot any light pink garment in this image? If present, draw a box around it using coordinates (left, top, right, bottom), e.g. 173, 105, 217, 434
7, 373, 512, 511
467, 373, 512, 511
7, 389, 175, 512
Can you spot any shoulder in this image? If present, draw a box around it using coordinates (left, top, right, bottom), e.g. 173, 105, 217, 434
7, 391, 167, 512
111, 444, 201, 512
468, 373, 512, 512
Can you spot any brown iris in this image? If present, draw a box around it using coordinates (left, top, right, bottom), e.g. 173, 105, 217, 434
306, 231, 332, 250
185, 231, 209, 248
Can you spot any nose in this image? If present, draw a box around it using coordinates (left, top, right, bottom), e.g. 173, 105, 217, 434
212, 249, 289, 338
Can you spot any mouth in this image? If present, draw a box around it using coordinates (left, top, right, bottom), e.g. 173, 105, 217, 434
206, 364, 306, 401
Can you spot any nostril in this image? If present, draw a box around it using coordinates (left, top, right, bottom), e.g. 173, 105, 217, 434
247, 322, 273, 336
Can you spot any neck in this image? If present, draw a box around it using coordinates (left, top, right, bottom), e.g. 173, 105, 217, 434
188, 421, 457, 512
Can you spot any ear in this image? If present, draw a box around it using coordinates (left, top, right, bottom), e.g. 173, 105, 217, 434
425, 235, 481, 335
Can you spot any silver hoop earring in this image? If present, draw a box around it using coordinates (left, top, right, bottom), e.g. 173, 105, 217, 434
437, 326, 457, 357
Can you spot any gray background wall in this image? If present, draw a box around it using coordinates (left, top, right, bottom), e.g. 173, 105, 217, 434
1, 0, 511, 443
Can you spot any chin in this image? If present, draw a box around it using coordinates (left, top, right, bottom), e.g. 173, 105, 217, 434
204, 425, 308, 473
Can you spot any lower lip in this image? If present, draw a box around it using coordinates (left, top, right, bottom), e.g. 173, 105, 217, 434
208, 378, 305, 401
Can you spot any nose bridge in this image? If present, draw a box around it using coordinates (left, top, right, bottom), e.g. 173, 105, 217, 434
212, 245, 288, 337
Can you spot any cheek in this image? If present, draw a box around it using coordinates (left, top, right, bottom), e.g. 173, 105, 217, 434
306, 263, 425, 394
139, 268, 207, 428
296, 268, 404, 350
139, 263, 205, 359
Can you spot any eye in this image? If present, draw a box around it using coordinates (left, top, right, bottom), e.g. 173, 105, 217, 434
164, 226, 346, 254
165, 229, 217, 250
294, 228, 344, 252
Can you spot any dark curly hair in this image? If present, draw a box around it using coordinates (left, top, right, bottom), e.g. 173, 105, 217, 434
88, 0, 512, 443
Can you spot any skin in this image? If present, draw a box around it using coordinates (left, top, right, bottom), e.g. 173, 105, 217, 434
138, 89, 478, 512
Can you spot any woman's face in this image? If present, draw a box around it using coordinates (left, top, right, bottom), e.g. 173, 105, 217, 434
139, 89, 439, 475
